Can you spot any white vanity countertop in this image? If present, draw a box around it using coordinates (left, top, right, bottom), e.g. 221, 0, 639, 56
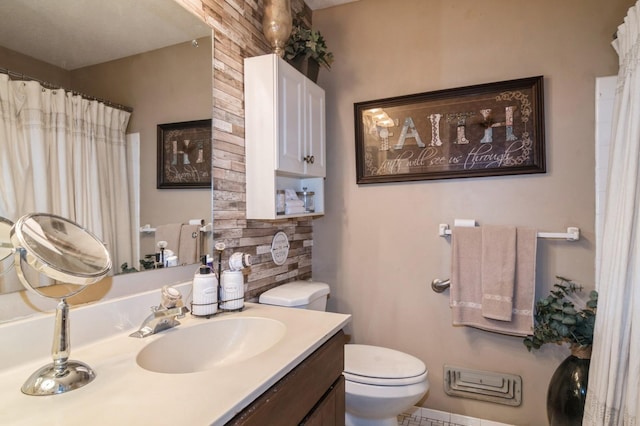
0, 300, 351, 425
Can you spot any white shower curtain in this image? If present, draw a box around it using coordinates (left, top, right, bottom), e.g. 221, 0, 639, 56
583, 2, 640, 425
0, 74, 135, 280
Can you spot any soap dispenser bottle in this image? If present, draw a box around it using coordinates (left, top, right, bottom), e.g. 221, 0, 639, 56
192, 256, 217, 316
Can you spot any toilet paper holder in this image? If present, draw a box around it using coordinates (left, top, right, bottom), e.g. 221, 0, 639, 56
431, 278, 451, 293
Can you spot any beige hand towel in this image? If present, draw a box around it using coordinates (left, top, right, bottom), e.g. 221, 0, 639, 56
481, 225, 516, 321
178, 224, 201, 265
450, 226, 537, 337
155, 223, 182, 254
450, 226, 483, 318
512, 227, 537, 334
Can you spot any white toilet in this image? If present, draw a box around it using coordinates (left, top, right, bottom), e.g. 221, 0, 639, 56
259, 281, 430, 426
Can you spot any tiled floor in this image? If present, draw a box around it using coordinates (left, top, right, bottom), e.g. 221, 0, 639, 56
398, 408, 513, 426
398, 412, 466, 426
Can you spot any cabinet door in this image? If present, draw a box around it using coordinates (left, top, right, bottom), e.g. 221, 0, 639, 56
305, 81, 326, 177
301, 376, 345, 426
278, 62, 305, 174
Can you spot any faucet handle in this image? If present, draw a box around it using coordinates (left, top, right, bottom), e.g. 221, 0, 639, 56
176, 305, 189, 319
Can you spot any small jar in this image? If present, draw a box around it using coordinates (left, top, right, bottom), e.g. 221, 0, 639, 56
220, 270, 244, 311
276, 190, 285, 215
296, 187, 315, 212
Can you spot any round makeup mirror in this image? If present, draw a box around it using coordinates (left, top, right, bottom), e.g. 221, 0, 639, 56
10, 213, 111, 396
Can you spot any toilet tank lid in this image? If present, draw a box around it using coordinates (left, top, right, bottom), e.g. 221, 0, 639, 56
259, 281, 330, 307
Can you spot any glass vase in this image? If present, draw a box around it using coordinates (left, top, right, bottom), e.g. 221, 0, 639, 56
262, 0, 292, 58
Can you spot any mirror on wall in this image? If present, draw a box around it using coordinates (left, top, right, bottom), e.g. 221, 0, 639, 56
0, 0, 213, 295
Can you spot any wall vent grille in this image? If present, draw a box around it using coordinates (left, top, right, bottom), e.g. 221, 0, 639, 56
443, 365, 522, 406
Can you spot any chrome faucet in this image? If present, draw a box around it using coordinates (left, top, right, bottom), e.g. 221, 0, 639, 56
129, 286, 189, 338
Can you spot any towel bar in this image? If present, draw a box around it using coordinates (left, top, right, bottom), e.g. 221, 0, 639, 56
438, 224, 580, 241
433, 224, 580, 293
140, 223, 212, 234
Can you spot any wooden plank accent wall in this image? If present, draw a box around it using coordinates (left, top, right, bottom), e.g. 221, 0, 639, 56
174, 0, 314, 300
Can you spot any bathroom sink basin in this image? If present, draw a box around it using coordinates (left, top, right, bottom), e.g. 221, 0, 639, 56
136, 317, 286, 374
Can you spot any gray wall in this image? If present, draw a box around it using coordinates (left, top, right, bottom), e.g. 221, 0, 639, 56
311, 0, 631, 424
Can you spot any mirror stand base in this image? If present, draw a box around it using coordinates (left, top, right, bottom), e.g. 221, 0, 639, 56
21, 361, 96, 396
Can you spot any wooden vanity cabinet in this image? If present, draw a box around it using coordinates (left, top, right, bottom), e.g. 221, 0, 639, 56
227, 330, 345, 426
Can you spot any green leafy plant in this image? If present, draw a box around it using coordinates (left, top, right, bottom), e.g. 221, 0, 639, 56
523, 276, 598, 352
120, 262, 138, 274
284, 15, 334, 69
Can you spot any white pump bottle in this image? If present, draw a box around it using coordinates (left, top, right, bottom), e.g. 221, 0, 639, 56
192, 257, 217, 316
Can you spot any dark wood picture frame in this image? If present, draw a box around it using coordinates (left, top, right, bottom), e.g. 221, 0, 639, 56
354, 76, 545, 184
157, 119, 212, 189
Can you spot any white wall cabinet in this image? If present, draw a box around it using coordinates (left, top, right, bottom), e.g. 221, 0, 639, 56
245, 54, 326, 220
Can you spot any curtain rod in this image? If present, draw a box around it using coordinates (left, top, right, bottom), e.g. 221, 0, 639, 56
0, 67, 133, 113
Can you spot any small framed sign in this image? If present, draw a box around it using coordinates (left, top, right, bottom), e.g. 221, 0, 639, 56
157, 119, 212, 189
354, 76, 545, 184
271, 231, 290, 266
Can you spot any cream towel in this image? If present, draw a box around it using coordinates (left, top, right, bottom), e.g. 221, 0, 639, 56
450, 226, 537, 336
481, 225, 516, 321
178, 224, 201, 265
155, 223, 182, 255
285, 199, 305, 207
285, 206, 306, 215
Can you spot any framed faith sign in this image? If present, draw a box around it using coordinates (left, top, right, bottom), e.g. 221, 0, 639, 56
354, 76, 545, 184
157, 119, 212, 189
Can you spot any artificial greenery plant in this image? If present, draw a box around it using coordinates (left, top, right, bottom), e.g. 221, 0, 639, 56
284, 15, 334, 69
523, 276, 598, 352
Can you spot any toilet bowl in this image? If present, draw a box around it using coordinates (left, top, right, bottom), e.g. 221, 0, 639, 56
344, 344, 429, 426
259, 281, 430, 426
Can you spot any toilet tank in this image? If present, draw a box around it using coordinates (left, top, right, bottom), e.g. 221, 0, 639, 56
258, 281, 330, 311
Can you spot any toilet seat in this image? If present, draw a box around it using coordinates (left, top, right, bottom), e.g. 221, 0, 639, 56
344, 344, 427, 386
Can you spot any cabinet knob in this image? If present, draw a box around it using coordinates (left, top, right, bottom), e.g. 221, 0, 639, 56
303, 155, 315, 164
